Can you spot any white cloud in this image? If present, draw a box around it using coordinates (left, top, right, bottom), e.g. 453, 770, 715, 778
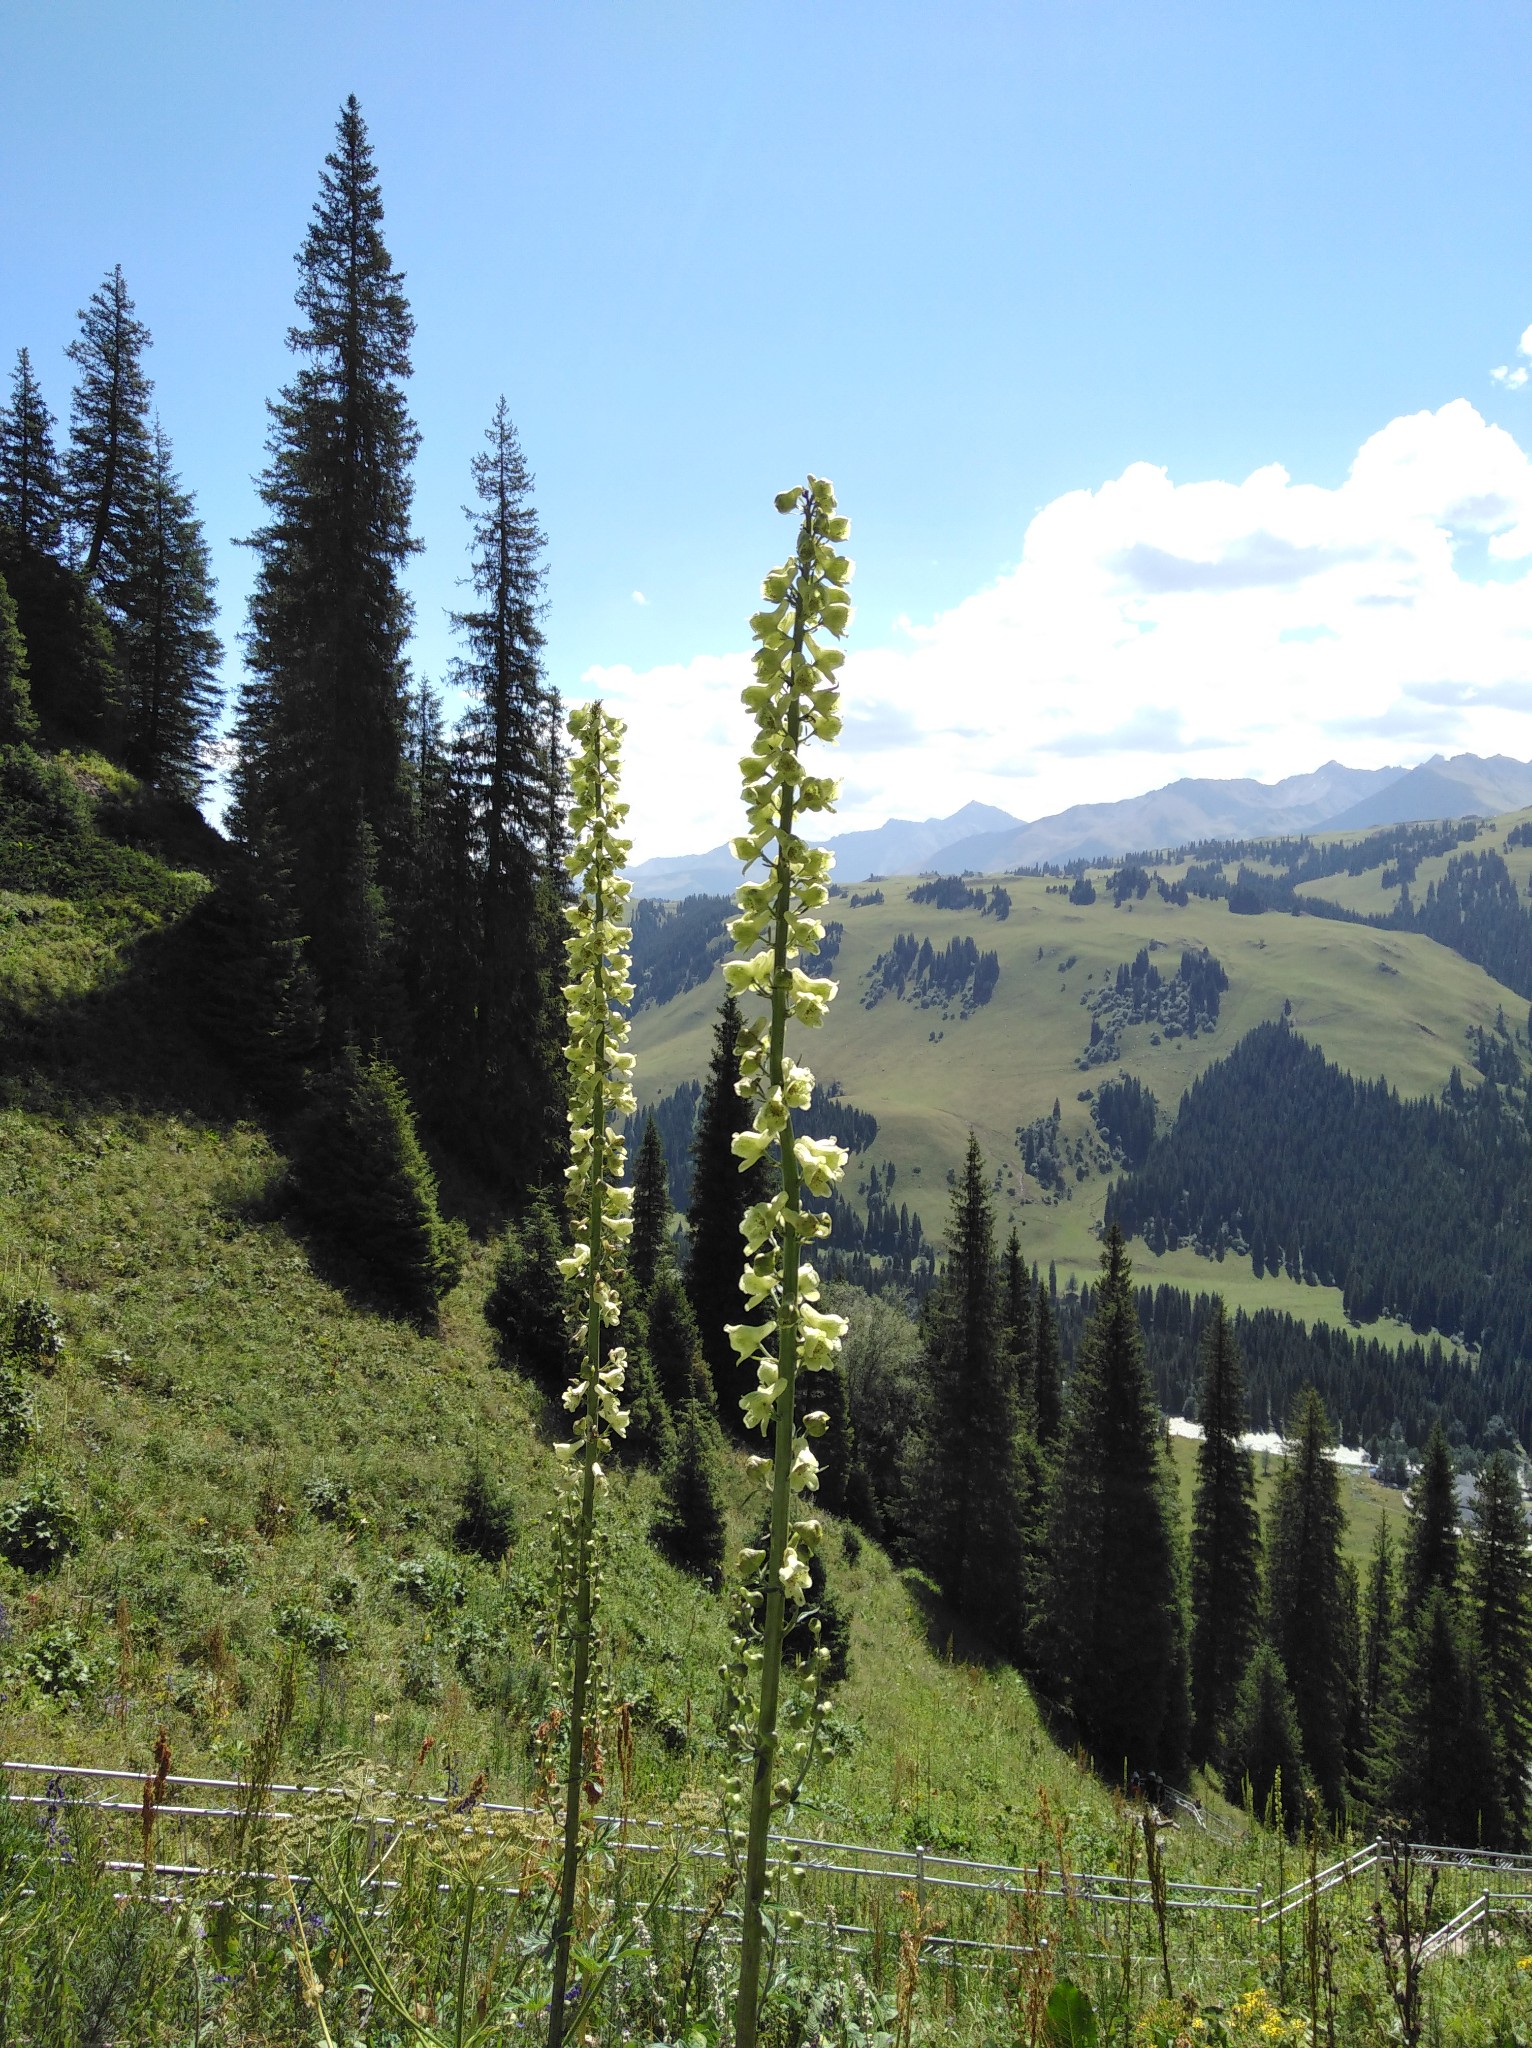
585, 400, 1532, 862
631, 589, 648, 606
1491, 322, 1532, 389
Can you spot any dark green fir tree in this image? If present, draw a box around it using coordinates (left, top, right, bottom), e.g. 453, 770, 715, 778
1031, 1273, 1063, 1447
1227, 1643, 1307, 1834
1357, 1516, 1397, 1773
65, 265, 153, 591
1469, 1451, 1531, 1844
1402, 1422, 1459, 1621
630, 1113, 671, 1296
686, 995, 768, 1418
0, 349, 64, 553
118, 422, 221, 796
236, 98, 419, 1042
1371, 1586, 1505, 1847
645, 1265, 711, 1411
0, 572, 39, 747
1001, 1226, 1035, 1421
438, 396, 564, 1191
910, 1135, 1031, 1653
1264, 1387, 1353, 1810
484, 1190, 573, 1400
1188, 1299, 1262, 1761
653, 1399, 729, 1584
1042, 1223, 1189, 1774
294, 1049, 463, 1322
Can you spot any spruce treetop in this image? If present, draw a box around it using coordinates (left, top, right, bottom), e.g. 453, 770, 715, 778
1, 349, 65, 553
65, 264, 153, 589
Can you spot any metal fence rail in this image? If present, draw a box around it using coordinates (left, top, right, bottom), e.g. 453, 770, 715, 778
7, 1758, 1528, 1971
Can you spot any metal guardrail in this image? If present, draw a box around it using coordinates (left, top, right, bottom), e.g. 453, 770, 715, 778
7, 1760, 1529, 1968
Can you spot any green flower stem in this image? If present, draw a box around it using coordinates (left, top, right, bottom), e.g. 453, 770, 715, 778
548, 703, 635, 2048
734, 606, 806, 2043
726, 479, 852, 2048
548, 1058, 603, 2048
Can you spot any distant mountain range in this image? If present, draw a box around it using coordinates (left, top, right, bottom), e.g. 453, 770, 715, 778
625, 753, 1532, 899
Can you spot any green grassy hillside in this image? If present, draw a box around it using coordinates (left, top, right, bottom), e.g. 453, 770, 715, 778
0, 771, 1124, 1869
630, 831, 1531, 1317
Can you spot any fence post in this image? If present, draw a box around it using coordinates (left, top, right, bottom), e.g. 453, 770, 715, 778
916, 1844, 926, 1910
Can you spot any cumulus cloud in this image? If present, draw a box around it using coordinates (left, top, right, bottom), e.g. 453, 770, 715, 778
1491, 323, 1532, 391
586, 401, 1532, 862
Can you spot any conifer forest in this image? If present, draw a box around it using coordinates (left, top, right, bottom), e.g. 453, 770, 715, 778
2, 90, 1532, 2048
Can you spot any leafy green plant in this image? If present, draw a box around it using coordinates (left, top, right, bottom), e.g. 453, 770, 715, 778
6, 1294, 65, 1369
18, 1621, 93, 1700
721, 477, 853, 2048
0, 1475, 79, 1573
0, 1367, 34, 1473
547, 700, 638, 2048
273, 1603, 351, 1660
390, 1553, 468, 1614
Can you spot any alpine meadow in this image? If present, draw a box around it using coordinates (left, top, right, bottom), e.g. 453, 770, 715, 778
4, 62, 1532, 2048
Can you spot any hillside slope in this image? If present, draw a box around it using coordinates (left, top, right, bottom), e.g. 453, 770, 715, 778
0, 766, 1122, 1865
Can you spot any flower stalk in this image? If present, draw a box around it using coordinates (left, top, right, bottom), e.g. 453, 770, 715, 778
547, 701, 636, 2048
725, 478, 852, 2048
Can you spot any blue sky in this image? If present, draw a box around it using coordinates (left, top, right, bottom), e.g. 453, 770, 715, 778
7, 2, 1532, 856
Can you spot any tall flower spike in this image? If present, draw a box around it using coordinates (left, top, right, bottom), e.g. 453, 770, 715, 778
547, 700, 635, 2048
728, 479, 852, 2048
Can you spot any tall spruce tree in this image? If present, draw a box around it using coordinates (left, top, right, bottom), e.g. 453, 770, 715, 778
0, 573, 39, 747
1469, 1452, 1531, 1844
0, 350, 64, 553
1371, 1586, 1505, 1846
65, 266, 153, 592
1227, 1642, 1308, 1832
1042, 1224, 1189, 1774
686, 995, 768, 1415
911, 1134, 1030, 1652
630, 1114, 671, 1295
1188, 1300, 1262, 1761
1002, 1226, 1035, 1420
118, 423, 221, 796
1358, 1516, 1397, 1773
645, 1266, 710, 1410
441, 396, 563, 1186
1032, 1272, 1063, 1446
1265, 1387, 1352, 1809
236, 97, 419, 1041
1402, 1423, 1459, 1621
654, 1399, 729, 1584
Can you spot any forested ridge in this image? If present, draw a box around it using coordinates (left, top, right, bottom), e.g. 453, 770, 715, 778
1106, 1020, 1532, 1418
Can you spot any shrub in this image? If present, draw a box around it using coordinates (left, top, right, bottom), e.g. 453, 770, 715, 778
452, 1458, 518, 1562
0, 1477, 79, 1574
303, 1473, 367, 1532
198, 1537, 253, 1588
18, 1622, 92, 1700
399, 1640, 442, 1704
273, 1604, 351, 1660
293, 1049, 465, 1320
0, 1369, 34, 1473
7, 1296, 65, 1369
390, 1553, 467, 1614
